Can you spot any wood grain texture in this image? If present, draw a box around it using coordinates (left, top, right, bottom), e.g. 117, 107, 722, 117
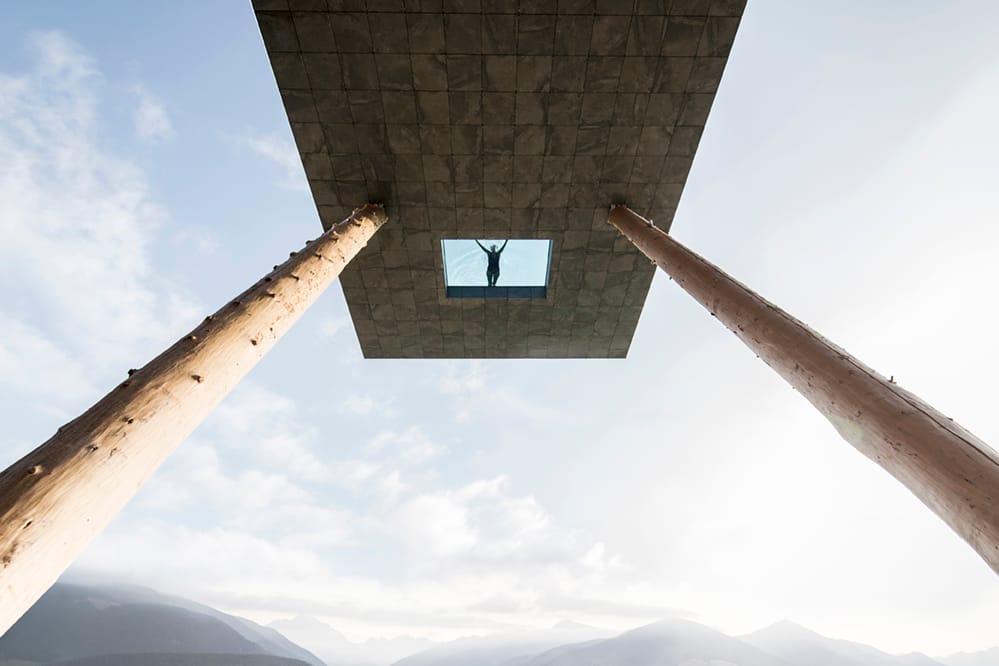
0, 204, 388, 634
609, 204, 999, 575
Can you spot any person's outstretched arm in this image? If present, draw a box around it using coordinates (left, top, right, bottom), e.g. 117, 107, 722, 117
475, 240, 488, 253
498, 240, 509, 253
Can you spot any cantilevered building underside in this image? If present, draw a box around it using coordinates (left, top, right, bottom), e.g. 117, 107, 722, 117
2, 0, 998, 639
255, 0, 742, 357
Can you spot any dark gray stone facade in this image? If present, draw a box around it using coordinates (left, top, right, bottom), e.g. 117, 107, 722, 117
255, 0, 743, 357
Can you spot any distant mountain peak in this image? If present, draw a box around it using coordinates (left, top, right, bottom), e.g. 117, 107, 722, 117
550, 619, 594, 631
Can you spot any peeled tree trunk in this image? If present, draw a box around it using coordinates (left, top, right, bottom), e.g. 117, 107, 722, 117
608, 204, 999, 575
0, 204, 387, 634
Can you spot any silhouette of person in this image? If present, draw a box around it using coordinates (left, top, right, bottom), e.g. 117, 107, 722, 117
476, 240, 508, 287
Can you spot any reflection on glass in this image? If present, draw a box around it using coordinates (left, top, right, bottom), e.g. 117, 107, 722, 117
442, 239, 552, 299
442, 239, 551, 287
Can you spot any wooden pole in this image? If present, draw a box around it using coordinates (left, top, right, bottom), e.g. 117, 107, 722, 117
0, 204, 388, 633
608, 204, 999, 575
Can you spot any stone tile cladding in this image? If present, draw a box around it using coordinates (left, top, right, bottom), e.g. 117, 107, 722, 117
255, 0, 743, 357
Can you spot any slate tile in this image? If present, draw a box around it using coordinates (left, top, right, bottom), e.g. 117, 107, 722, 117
584, 57, 623, 91
369, 12, 410, 53
618, 57, 658, 91
606, 125, 641, 155
420, 124, 452, 153
422, 154, 453, 181
554, 15, 593, 55
275, 54, 313, 93
671, 0, 710, 15
687, 57, 725, 92
645, 92, 682, 125
636, 0, 670, 12
425, 181, 455, 206
542, 155, 573, 182
483, 155, 513, 181
660, 154, 692, 183
483, 125, 514, 153
540, 182, 569, 207
411, 54, 448, 89
453, 155, 483, 181
455, 181, 484, 206
652, 57, 692, 92
332, 153, 365, 180
326, 123, 360, 153
483, 55, 517, 91
302, 53, 342, 88
571, 155, 603, 182
517, 15, 557, 55
677, 92, 713, 125
580, 92, 615, 125
382, 91, 419, 123
482, 92, 515, 123
483, 13, 517, 53
547, 93, 581, 125
512, 182, 542, 207
709, 0, 746, 16
447, 55, 482, 90
445, 13, 482, 53
514, 125, 547, 154
516, 55, 552, 91
637, 125, 671, 154
625, 15, 665, 55
545, 125, 577, 155
302, 153, 333, 180
515, 92, 547, 124
449, 91, 482, 123
361, 154, 397, 180
330, 13, 372, 52
551, 56, 587, 91
348, 89, 385, 123
356, 124, 389, 152
613, 92, 649, 124
291, 122, 327, 153
575, 125, 608, 154
662, 16, 704, 56
513, 156, 544, 182
483, 182, 512, 206
590, 15, 630, 55
375, 54, 414, 89
631, 155, 664, 182
601, 156, 633, 182
258, 12, 299, 52
668, 125, 701, 155
314, 89, 350, 119
407, 14, 446, 54
341, 53, 379, 89
416, 91, 450, 123
697, 15, 739, 56
451, 125, 482, 153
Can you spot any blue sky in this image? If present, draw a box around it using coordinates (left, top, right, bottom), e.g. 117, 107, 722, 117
1, 0, 998, 656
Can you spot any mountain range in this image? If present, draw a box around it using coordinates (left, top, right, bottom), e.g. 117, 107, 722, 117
1, 582, 995, 666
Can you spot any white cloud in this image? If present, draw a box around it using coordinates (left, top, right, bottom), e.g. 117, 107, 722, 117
367, 427, 444, 464
132, 84, 175, 143
344, 395, 375, 415
0, 31, 198, 378
439, 361, 486, 395
237, 131, 306, 191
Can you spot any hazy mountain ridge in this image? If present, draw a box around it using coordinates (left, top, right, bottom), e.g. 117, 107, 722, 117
741, 620, 948, 666
0, 583, 322, 666
269, 616, 435, 666
2, 583, 995, 666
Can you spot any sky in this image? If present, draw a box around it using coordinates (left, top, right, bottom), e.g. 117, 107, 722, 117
1, 0, 998, 657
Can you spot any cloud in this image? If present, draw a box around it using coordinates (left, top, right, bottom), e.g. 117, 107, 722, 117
237, 131, 306, 191
0, 31, 199, 383
320, 315, 347, 338
132, 84, 175, 143
344, 395, 375, 415
367, 427, 444, 464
